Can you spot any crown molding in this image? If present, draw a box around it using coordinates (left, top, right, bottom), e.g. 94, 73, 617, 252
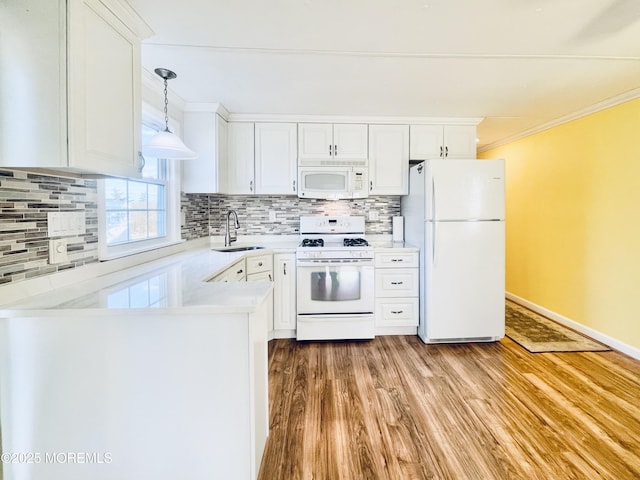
183, 103, 230, 119
227, 113, 483, 125
478, 87, 640, 153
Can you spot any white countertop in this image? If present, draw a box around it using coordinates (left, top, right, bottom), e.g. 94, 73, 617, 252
0, 248, 274, 316
0, 235, 417, 316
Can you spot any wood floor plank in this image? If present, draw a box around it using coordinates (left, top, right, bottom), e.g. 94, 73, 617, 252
257, 336, 640, 480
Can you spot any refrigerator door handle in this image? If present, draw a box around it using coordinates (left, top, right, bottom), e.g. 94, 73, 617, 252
433, 220, 437, 265
431, 176, 436, 221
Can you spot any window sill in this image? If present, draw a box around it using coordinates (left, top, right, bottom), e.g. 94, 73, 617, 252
99, 239, 186, 262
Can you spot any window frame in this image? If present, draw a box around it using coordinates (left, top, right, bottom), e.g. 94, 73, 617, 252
97, 104, 183, 261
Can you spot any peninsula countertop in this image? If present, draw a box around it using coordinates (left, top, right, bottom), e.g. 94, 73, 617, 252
0, 247, 276, 316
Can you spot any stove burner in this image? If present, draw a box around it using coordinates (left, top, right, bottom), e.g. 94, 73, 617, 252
343, 238, 369, 247
301, 238, 324, 247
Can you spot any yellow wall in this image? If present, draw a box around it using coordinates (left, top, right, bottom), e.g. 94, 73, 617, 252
480, 97, 640, 350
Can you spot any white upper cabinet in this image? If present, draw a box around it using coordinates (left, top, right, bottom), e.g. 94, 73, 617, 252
332, 124, 369, 163
298, 123, 368, 165
409, 125, 477, 160
298, 123, 333, 162
0, 0, 151, 177
368, 125, 409, 195
255, 123, 298, 195
182, 112, 228, 193
187, 120, 298, 195
227, 122, 255, 194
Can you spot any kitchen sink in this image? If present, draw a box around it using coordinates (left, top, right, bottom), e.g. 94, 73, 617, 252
211, 246, 265, 252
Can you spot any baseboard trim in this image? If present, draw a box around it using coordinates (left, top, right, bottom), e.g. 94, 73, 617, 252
506, 292, 640, 361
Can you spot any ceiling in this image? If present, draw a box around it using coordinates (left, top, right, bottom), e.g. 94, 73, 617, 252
128, 0, 640, 150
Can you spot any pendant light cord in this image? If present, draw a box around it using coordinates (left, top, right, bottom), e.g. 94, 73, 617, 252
163, 78, 171, 133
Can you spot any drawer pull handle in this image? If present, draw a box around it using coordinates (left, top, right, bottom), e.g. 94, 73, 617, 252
391, 310, 404, 314
237, 269, 243, 274
391, 258, 403, 262
391, 281, 404, 285
258, 262, 263, 267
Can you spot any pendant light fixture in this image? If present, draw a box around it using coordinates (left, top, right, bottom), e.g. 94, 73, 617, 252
142, 68, 197, 160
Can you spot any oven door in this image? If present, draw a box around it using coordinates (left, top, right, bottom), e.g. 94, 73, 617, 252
296, 259, 374, 314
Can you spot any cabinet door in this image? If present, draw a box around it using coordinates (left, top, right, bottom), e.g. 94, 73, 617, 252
67, 0, 143, 177
255, 123, 297, 194
298, 123, 333, 163
409, 125, 443, 160
182, 113, 227, 193
0, 0, 67, 168
443, 125, 477, 159
273, 254, 296, 333
333, 124, 368, 163
227, 122, 255, 194
368, 124, 409, 195
217, 115, 229, 192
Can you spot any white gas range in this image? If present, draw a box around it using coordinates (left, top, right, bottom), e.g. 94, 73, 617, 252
296, 216, 375, 341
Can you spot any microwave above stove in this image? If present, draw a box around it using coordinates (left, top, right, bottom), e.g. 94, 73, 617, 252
297, 166, 368, 200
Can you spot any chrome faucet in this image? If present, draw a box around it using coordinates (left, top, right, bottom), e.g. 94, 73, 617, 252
225, 210, 240, 246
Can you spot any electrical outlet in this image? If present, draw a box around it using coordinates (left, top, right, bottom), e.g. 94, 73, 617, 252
49, 239, 68, 264
368, 210, 379, 221
269, 211, 277, 222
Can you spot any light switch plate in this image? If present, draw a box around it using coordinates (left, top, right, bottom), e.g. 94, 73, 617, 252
49, 239, 68, 264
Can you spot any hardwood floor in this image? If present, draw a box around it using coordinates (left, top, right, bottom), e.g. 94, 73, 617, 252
258, 335, 640, 480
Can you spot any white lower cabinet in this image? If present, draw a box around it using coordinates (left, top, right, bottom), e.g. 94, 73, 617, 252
211, 258, 246, 282
374, 249, 419, 335
246, 253, 274, 337
246, 253, 273, 281
273, 253, 296, 338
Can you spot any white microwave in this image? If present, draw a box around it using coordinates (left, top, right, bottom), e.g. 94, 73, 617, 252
297, 166, 369, 199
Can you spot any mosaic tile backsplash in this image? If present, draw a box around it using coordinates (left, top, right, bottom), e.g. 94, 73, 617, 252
0, 169, 99, 285
1, 167, 400, 286
203, 195, 401, 236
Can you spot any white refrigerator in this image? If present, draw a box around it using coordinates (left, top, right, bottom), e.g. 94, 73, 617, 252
401, 159, 505, 343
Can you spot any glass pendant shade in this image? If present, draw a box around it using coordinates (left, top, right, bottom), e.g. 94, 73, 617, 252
142, 67, 197, 160
143, 130, 197, 160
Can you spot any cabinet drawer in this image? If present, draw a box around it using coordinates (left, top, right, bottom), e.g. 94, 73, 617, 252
375, 251, 418, 268
246, 254, 273, 275
247, 270, 273, 282
375, 268, 419, 297
212, 259, 246, 282
375, 298, 418, 327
